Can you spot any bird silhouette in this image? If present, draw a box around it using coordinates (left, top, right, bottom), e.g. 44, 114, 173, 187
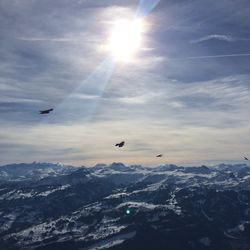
39, 108, 53, 114
156, 154, 163, 158
244, 156, 249, 161
115, 141, 125, 147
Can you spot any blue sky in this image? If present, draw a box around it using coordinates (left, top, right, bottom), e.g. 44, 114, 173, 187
1, 0, 250, 166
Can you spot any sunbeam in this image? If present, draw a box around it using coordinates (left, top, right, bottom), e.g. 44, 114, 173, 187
136, 0, 161, 18
42, 57, 115, 124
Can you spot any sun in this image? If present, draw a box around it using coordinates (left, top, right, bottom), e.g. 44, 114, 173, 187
108, 19, 143, 62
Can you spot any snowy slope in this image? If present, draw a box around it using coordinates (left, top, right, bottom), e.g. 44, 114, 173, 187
0, 162, 250, 250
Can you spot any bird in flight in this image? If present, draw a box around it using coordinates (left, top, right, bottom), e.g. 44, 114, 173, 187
39, 108, 53, 114
156, 154, 163, 158
115, 141, 125, 148
244, 157, 249, 161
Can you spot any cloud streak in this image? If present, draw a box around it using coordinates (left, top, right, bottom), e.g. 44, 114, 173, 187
190, 34, 235, 43
175, 53, 250, 60
190, 34, 250, 44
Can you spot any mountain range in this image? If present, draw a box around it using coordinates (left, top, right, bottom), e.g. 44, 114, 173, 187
0, 162, 250, 250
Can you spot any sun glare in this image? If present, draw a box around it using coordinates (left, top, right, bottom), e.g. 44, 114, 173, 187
108, 19, 143, 62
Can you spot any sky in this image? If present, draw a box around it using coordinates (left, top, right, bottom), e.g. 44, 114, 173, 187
1, 0, 250, 167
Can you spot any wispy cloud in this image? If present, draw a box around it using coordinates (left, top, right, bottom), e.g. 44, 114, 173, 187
190, 34, 235, 43
16, 36, 101, 44
175, 53, 250, 60
190, 34, 250, 44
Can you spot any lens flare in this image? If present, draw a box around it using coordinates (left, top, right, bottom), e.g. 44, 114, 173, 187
126, 208, 131, 215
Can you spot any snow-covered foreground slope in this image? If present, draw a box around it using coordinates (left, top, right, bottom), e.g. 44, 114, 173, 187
0, 162, 250, 250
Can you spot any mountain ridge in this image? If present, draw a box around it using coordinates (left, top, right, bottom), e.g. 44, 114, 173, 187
0, 162, 250, 249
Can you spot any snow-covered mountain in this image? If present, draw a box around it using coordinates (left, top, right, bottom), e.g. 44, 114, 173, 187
0, 162, 76, 182
0, 162, 250, 250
